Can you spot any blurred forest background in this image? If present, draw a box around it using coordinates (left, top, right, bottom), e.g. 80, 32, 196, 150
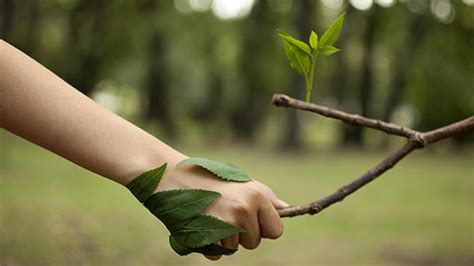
1, 0, 473, 265
1, 0, 473, 149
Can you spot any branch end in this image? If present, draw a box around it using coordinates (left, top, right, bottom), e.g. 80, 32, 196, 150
272, 94, 291, 107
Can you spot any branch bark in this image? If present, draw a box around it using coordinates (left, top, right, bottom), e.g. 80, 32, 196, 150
273, 94, 474, 218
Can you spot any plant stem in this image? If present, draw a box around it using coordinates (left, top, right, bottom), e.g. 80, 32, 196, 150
305, 76, 311, 102
305, 53, 318, 102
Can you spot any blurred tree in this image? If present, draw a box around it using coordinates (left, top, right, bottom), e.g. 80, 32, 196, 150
230, 0, 279, 142
406, 0, 474, 144
65, 0, 107, 95
145, 29, 176, 140
142, 0, 176, 140
342, 7, 378, 147
379, 9, 427, 148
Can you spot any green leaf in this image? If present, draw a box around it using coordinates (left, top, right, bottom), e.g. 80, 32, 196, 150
319, 12, 345, 48
283, 42, 310, 76
277, 30, 311, 76
282, 42, 305, 75
292, 46, 310, 75
169, 235, 236, 256
319, 45, 340, 56
169, 235, 192, 255
126, 163, 166, 203
177, 157, 251, 182
145, 189, 220, 231
172, 215, 243, 248
277, 31, 312, 56
309, 31, 318, 49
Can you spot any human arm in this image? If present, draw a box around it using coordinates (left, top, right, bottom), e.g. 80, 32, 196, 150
0, 39, 287, 259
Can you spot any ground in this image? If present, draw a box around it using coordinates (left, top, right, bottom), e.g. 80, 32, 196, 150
1, 132, 473, 266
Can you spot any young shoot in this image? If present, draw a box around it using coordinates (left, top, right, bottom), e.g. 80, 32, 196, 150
278, 12, 345, 102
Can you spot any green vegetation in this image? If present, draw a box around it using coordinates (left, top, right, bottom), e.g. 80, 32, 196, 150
126, 158, 250, 256
1, 133, 472, 265
278, 13, 345, 102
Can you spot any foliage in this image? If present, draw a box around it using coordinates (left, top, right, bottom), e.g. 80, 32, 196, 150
177, 157, 251, 182
278, 13, 345, 102
126, 158, 251, 256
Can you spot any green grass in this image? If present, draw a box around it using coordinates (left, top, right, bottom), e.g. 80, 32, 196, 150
1, 132, 473, 266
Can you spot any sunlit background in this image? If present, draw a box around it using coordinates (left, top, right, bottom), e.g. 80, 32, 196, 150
1, 0, 473, 265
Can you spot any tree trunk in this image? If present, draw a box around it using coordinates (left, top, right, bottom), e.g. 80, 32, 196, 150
67, 0, 106, 96
342, 9, 378, 147
145, 31, 176, 140
230, 0, 274, 142
378, 14, 426, 148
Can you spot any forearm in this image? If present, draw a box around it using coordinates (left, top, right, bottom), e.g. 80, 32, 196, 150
0, 40, 185, 185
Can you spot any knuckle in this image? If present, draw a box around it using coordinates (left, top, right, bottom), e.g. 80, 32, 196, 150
233, 201, 252, 217
247, 183, 264, 200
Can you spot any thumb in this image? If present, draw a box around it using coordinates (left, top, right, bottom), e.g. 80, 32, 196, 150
271, 198, 290, 209
254, 181, 289, 209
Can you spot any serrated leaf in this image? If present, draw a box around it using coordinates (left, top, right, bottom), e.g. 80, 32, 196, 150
319, 45, 340, 56
169, 235, 192, 255
126, 163, 166, 203
177, 157, 251, 182
319, 12, 345, 48
309, 31, 318, 49
172, 215, 243, 248
145, 189, 220, 231
169, 235, 236, 256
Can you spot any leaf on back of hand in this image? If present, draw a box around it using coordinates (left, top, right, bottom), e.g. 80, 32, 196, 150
169, 235, 237, 256
145, 189, 220, 231
319, 12, 345, 49
177, 157, 251, 182
319, 45, 341, 56
126, 163, 167, 203
172, 215, 243, 248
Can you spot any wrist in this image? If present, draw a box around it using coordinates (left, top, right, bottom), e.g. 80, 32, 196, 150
117, 139, 187, 187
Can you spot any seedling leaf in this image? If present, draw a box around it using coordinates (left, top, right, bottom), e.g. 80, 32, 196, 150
310, 31, 318, 49
319, 45, 341, 56
319, 12, 345, 48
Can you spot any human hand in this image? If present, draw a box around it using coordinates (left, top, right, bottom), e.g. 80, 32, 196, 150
156, 158, 289, 260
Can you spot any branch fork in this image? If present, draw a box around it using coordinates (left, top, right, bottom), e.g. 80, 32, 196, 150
273, 94, 474, 218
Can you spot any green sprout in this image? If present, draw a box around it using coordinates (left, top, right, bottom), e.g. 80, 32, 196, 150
278, 12, 345, 102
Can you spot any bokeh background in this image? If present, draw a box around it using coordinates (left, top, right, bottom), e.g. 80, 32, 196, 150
1, 0, 473, 265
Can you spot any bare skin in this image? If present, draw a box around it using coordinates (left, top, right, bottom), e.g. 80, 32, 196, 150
0, 40, 287, 260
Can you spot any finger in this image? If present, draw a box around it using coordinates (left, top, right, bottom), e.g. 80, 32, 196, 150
222, 233, 239, 255
254, 181, 289, 209
204, 241, 222, 261
258, 198, 284, 239
239, 214, 261, 250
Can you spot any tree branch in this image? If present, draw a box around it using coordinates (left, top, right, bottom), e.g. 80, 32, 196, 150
272, 94, 474, 218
